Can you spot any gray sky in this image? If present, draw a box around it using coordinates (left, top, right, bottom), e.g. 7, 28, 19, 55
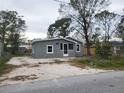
0, 0, 124, 40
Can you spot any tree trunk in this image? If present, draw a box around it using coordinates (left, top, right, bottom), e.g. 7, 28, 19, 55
85, 31, 91, 56
86, 40, 91, 56
83, 26, 91, 56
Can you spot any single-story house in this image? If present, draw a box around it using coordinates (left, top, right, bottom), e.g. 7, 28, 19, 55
111, 41, 124, 55
18, 41, 32, 53
32, 37, 83, 58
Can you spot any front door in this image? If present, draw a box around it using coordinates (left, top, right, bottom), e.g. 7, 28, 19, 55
63, 44, 68, 56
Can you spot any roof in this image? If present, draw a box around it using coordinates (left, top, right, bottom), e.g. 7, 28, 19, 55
66, 37, 82, 44
110, 41, 124, 46
32, 37, 83, 45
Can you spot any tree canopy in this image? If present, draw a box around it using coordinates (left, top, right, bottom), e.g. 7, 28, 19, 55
0, 10, 26, 54
47, 18, 72, 38
116, 15, 124, 42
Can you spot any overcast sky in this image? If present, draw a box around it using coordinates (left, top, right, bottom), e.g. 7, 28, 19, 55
0, 0, 124, 40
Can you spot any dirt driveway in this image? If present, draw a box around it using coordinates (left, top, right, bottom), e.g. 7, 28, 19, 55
0, 57, 111, 86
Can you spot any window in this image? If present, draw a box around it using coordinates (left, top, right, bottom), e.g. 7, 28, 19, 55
69, 43, 73, 50
47, 45, 53, 54
76, 44, 80, 52
60, 43, 63, 50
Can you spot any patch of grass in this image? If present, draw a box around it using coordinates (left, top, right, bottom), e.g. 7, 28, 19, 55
0, 55, 17, 76
10, 74, 38, 81
13, 52, 26, 57
93, 56, 124, 70
69, 59, 89, 69
71, 56, 124, 70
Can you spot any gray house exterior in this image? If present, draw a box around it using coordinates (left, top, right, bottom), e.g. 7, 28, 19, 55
32, 37, 83, 58
111, 41, 124, 55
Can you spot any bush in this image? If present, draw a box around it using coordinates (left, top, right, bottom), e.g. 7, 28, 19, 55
95, 42, 112, 59
0, 54, 12, 76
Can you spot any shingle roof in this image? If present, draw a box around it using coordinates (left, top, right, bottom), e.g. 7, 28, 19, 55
32, 37, 80, 44
66, 37, 82, 44
110, 41, 124, 46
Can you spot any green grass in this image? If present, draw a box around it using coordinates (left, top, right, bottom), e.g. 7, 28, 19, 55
75, 56, 124, 70
0, 55, 13, 76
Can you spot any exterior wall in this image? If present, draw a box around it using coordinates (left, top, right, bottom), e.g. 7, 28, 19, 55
32, 39, 83, 58
18, 47, 27, 53
66, 37, 83, 57
75, 43, 83, 57
112, 46, 124, 55
111, 41, 124, 56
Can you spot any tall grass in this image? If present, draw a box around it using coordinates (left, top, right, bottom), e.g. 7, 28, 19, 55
78, 56, 124, 70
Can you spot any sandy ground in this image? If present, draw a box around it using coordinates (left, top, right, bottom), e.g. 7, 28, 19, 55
7, 57, 78, 65
0, 57, 112, 86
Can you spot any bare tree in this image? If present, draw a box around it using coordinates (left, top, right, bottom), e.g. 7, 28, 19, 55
116, 15, 124, 42
57, 0, 110, 55
95, 10, 120, 42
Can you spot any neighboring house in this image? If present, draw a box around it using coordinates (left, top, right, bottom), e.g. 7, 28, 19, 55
111, 41, 124, 55
7, 41, 32, 54
19, 41, 32, 53
18, 42, 28, 53
32, 37, 83, 58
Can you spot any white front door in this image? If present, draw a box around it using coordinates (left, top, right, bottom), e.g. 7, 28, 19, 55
63, 44, 68, 56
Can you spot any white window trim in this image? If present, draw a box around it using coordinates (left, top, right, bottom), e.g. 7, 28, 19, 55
46, 45, 54, 54
76, 44, 80, 52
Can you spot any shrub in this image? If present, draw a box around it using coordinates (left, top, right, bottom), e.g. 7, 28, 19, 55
95, 42, 112, 59
0, 54, 12, 76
